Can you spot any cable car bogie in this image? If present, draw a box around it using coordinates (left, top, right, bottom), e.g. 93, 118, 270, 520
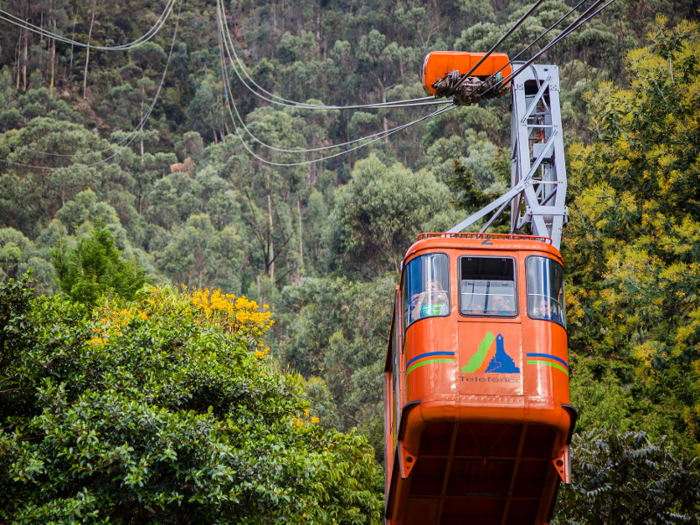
421, 51, 512, 96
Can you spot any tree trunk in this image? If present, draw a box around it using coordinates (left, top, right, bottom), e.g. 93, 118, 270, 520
83, 0, 97, 100
316, 9, 321, 58
267, 190, 274, 281
297, 198, 304, 265
382, 90, 389, 142
69, 9, 78, 74
223, 113, 231, 137
23, 4, 28, 91
219, 92, 227, 143
296, 198, 304, 284
208, 108, 218, 144
50, 2, 56, 97
140, 82, 145, 156
15, 26, 21, 90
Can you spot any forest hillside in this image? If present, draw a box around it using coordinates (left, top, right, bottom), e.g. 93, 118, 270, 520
1, 0, 700, 522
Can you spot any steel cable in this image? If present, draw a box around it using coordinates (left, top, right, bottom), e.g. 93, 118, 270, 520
448, 0, 549, 95
223, 96, 455, 167
218, 24, 456, 167
478, 0, 590, 88
481, 0, 615, 96
0, 0, 183, 171
0, 0, 176, 51
216, 11, 455, 156
216, 0, 447, 111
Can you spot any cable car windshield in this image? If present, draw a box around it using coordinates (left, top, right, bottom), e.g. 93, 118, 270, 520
526, 256, 566, 327
460, 257, 517, 316
402, 253, 450, 331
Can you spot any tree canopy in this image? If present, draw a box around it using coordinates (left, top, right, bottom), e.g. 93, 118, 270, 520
0, 276, 382, 524
554, 429, 700, 524
564, 17, 700, 452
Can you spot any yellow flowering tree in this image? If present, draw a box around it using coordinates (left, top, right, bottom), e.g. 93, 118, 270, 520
564, 17, 700, 450
0, 277, 382, 524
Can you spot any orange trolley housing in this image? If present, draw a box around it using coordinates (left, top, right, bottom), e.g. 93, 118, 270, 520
421, 52, 512, 95
384, 233, 576, 525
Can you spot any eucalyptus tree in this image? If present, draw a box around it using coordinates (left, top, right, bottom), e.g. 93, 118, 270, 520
157, 213, 244, 293
327, 154, 456, 278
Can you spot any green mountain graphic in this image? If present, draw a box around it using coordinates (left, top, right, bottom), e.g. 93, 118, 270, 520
462, 332, 495, 373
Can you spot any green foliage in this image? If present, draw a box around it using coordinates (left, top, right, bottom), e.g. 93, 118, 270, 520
327, 155, 456, 277
279, 275, 395, 458
52, 226, 147, 305
0, 227, 56, 294
0, 227, 32, 280
0, 271, 36, 374
564, 17, 700, 450
447, 160, 491, 208
56, 188, 125, 238
303, 376, 343, 430
158, 213, 244, 292
0, 277, 382, 524
553, 429, 700, 524
569, 356, 634, 433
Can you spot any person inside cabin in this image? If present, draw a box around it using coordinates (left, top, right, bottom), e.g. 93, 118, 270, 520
409, 292, 422, 321
533, 298, 562, 323
486, 294, 514, 315
533, 298, 551, 318
468, 304, 485, 315
411, 279, 449, 321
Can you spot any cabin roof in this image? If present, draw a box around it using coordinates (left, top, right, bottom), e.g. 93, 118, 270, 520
404, 232, 564, 265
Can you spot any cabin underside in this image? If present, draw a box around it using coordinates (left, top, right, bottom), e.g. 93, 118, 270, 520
395, 422, 560, 525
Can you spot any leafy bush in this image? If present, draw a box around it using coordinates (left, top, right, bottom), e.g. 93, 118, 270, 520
0, 277, 382, 524
554, 429, 700, 524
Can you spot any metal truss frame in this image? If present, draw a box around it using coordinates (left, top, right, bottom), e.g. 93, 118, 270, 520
448, 63, 568, 250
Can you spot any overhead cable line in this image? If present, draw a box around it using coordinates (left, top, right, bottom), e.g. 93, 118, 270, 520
0, 0, 182, 171
216, 0, 448, 111
216, 11, 454, 156
217, 22, 456, 167
218, 21, 450, 117
481, 0, 590, 86
0, 0, 175, 50
448, 0, 549, 95
482, 0, 616, 96
224, 98, 455, 167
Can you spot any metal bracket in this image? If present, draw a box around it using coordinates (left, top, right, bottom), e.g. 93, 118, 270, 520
552, 445, 572, 484
399, 441, 417, 479
448, 63, 568, 251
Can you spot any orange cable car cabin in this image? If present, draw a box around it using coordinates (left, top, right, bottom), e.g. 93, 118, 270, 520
384, 233, 576, 525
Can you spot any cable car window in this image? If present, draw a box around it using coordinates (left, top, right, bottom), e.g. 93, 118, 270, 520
402, 253, 450, 331
460, 257, 517, 316
526, 256, 566, 328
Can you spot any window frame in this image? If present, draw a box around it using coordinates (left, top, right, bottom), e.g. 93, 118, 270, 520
525, 254, 567, 330
458, 255, 519, 319
402, 251, 451, 333
393, 299, 401, 439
